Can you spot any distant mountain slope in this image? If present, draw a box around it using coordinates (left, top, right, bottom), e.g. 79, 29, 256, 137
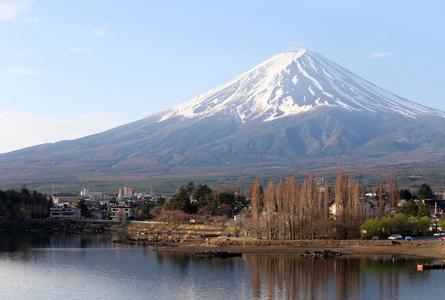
1, 49, 445, 189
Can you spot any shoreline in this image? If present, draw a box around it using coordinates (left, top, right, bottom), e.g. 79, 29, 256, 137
4, 220, 445, 260
122, 223, 445, 259
152, 239, 445, 260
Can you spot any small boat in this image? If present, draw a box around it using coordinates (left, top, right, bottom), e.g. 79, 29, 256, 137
417, 264, 445, 271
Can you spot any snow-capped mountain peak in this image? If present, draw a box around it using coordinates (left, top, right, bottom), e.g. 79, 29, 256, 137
159, 49, 445, 123
3, 50, 445, 188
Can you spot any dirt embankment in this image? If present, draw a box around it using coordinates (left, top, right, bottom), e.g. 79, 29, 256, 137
152, 238, 445, 259
119, 223, 445, 259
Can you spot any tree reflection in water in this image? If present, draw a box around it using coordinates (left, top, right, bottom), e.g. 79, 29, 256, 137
243, 254, 430, 299
0, 233, 439, 300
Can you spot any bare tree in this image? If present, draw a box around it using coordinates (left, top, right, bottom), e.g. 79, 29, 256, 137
247, 171, 366, 240
378, 184, 385, 217
249, 178, 263, 238
263, 180, 275, 239
386, 176, 399, 212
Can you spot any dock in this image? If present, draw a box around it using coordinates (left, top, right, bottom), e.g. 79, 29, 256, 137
417, 264, 445, 271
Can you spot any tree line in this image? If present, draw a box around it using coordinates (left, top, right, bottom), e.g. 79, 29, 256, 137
2, 172, 436, 239
0, 187, 52, 220
149, 182, 247, 224
151, 172, 441, 239
247, 171, 367, 239
361, 214, 431, 239
246, 172, 442, 239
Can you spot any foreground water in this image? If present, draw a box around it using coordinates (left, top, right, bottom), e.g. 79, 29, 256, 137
0, 233, 444, 300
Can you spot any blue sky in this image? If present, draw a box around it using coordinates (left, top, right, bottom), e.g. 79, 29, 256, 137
1, 0, 444, 153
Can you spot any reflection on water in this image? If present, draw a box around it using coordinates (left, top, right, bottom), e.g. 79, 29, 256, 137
0, 232, 442, 300
243, 254, 434, 299
0, 232, 117, 252
243, 254, 422, 299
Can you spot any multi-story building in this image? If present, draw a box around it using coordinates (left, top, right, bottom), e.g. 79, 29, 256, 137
432, 187, 445, 199
118, 185, 134, 199
80, 188, 103, 199
408, 187, 445, 200
49, 206, 82, 220
110, 206, 134, 222
52, 193, 78, 207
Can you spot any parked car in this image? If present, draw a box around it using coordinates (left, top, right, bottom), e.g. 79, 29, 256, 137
372, 236, 380, 240
439, 237, 445, 241
388, 234, 403, 240
405, 236, 414, 241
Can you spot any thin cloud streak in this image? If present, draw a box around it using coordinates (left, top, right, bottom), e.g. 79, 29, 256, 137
1, 68, 40, 75
75, 25, 108, 36
91, 28, 107, 36
69, 47, 90, 52
286, 42, 306, 51
367, 52, 396, 58
0, 0, 34, 21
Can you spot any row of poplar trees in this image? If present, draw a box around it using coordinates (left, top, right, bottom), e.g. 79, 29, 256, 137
248, 171, 369, 240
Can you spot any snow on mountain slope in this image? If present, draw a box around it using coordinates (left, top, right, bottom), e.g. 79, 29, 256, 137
3, 50, 445, 190
159, 49, 445, 123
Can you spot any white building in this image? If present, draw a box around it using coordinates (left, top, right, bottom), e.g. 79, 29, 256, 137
110, 206, 134, 222
432, 187, 445, 199
49, 206, 82, 220
80, 188, 103, 199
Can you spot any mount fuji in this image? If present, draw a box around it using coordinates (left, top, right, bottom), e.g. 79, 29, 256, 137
160, 50, 444, 122
1, 49, 445, 189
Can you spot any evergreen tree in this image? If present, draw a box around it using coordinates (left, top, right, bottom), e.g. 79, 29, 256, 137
155, 197, 166, 207
76, 199, 89, 218
416, 202, 431, 217
193, 184, 213, 209
417, 183, 433, 199
399, 189, 412, 200
398, 199, 418, 217
164, 186, 197, 214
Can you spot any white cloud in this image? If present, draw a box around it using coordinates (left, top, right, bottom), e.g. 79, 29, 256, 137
0, 110, 128, 154
367, 52, 396, 58
75, 25, 108, 36
91, 28, 107, 36
0, 0, 34, 21
69, 47, 90, 52
286, 42, 306, 51
1, 68, 40, 75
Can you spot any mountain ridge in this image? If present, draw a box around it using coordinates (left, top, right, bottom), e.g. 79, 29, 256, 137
1, 50, 445, 190
158, 49, 445, 124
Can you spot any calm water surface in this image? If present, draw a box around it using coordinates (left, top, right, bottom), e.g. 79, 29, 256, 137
0, 232, 443, 300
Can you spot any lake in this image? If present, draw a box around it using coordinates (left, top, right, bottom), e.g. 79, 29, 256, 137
0, 232, 443, 299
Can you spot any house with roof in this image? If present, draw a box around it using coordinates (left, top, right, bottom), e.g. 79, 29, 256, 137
329, 199, 388, 218
52, 193, 79, 207
110, 206, 134, 222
